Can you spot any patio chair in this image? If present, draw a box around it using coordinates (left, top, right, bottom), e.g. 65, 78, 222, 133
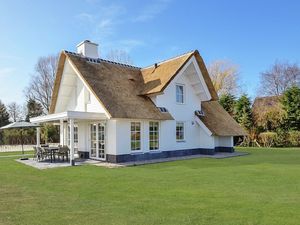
41, 147, 51, 160
35, 147, 44, 161
57, 146, 69, 162
33, 146, 38, 161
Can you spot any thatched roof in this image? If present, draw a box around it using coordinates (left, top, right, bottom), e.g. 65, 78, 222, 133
50, 50, 218, 120
140, 50, 218, 100
50, 51, 173, 120
199, 101, 247, 136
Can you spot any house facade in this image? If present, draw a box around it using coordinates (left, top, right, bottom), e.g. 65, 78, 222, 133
31, 40, 246, 164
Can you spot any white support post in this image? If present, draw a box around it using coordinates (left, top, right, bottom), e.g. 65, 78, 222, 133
70, 119, 75, 166
36, 127, 40, 147
60, 120, 64, 146
63, 122, 68, 146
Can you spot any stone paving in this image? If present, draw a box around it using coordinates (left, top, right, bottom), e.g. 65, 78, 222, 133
15, 151, 248, 170
16, 158, 124, 169
16, 158, 72, 169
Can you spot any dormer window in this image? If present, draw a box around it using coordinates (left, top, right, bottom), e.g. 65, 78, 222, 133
158, 107, 168, 113
176, 84, 185, 104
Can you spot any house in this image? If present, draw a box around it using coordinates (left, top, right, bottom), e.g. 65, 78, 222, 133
30, 40, 246, 165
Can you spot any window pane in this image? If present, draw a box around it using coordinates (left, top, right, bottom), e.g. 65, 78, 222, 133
176, 122, 184, 140
149, 121, 159, 150
136, 132, 140, 140
136, 124, 141, 131
131, 141, 136, 150
136, 141, 141, 150
131, 122, 141, 151
176, 85, 184, 103
131, 123, 135, 131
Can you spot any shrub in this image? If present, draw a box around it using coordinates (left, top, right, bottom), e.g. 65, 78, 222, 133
275, 129, 288, 147
287, 131, 300, 147
258, 132, 278, 147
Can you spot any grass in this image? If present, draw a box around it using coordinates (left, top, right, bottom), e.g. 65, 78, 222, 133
0, 147, 300, 225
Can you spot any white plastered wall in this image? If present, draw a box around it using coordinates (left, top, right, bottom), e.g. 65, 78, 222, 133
55, 59, 107, 114
113, 57, 216, 155
214, 136, 233, 147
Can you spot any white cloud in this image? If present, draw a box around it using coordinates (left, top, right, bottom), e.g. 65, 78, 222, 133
98, 19, 112, 29
0, 55, 22, 61
0, 68, 15, 78
77, 13, 95, 24
75, 2, 147, 55
76, 3, 126, 40
132, 0, 171, 22
118, 39, 145, 52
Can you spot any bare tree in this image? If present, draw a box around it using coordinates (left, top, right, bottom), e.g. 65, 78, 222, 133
259, 60, 300, 96
7, 102, 22, 122
105, 49, 133, 65
24, 54, 59, 113
207, 60, 240, 96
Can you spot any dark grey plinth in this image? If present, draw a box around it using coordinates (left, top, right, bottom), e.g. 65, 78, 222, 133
78, 151, 89, 159
106, 148, 216, 163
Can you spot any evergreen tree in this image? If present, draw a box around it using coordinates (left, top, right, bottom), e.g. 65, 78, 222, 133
234, 94, 253, 130
25, 99, 43, 121
0, 100, 10, 144
0, 100, 10, 127
281, 86, 300, 130
219, 93, 236, 116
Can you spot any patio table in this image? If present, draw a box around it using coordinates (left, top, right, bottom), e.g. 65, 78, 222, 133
44, 147, 59, 163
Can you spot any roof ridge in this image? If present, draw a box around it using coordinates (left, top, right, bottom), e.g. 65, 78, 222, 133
63, 50, 141, 69
141, 50, 195, 70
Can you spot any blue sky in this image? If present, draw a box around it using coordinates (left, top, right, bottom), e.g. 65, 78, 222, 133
0, 0, 300, 105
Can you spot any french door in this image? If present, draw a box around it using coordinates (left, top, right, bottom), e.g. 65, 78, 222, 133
67, 125, 78, 154
90, 122, 106, 160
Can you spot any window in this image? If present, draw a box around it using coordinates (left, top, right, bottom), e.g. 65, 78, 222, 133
131, 122, 141, 151
158, 107, 168, 113
176, 122, 185, 141
149, 122, 159, 150
176, 84, 184, 103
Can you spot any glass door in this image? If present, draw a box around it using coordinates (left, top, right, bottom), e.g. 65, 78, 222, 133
68, 124, 78, 154
90, 124, 97, 158
90, 122, 106, 160
98, 123, 105, 160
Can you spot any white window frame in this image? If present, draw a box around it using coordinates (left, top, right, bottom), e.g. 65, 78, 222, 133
131, 122, 142, 152
176, 122, 185, 142
176, 84, 185, 104
149, 121, 160, 151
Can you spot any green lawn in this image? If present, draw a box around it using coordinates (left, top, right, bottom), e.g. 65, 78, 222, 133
0, 151, 34, 157
0, 148, 300, 225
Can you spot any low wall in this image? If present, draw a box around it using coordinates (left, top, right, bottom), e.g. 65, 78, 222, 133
0, 143, 59, 152
0, 145, 35, 152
